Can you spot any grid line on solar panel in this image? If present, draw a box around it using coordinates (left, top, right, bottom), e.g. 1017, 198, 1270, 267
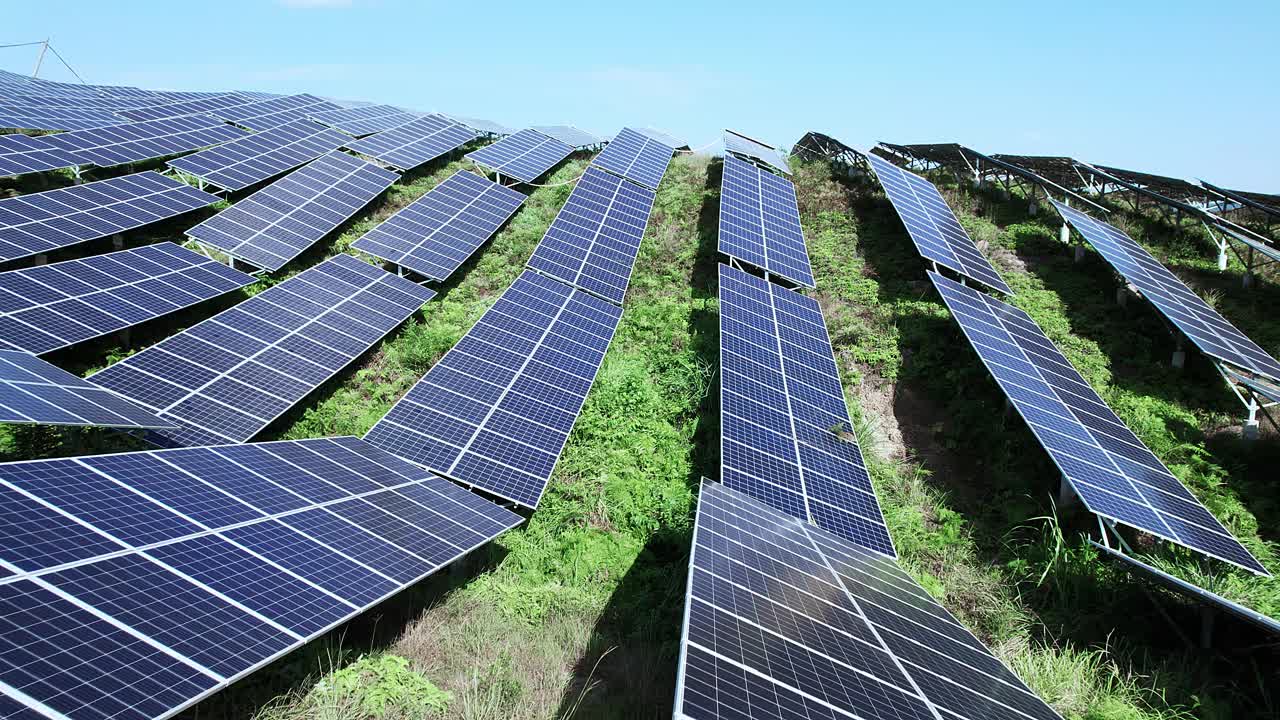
186, 151, 400, 271
307, 104, 418, 137
674, 480, 1064, 720
167, 119, 350, 192
364, 270, 622, 508
526, 166, 655, 305
718, 263, 893, 557
590, 127, 674, 191
929, 271, 1267, 575
0, 437, 522, 720
0, 242, 255, 355
40, 115, 250, 168
464, 128, 574, 183
0, 350, 175, 430
0, 133, 79, 177
529, 125, 600, 148
1052, 199, 1280, 383
345, 114, 478, 172
116, 93, 252, 123
865, 153, 1014, 296
0, 171, 222, 264
213, 93, 343, 131
723, 129, 791, 176
90, 255, 435, 447
718, 154, 816, 288
352, 170, 525, 281
0, 105, 125, 131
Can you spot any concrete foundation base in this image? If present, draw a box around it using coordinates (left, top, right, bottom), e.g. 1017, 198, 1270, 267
1242, 421, 1260, 442
1060, 224, 1071, 245
1074, 244, 1086, 263
1172, 350, 1186, 369
1243, 272, 1255, 290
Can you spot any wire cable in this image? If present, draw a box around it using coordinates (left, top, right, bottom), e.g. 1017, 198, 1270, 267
45, 43, 89, 85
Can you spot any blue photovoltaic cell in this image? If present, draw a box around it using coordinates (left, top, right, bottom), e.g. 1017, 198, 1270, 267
0, 133, 79, 177
929, 271, 1267, 575
308, 104, 418, 137
0, 350, 174, 429
865, 153, 1014, 295
347, 114, 478, 171
0, 105, 125, 131
116, 93, 253, 122
633, 127, 686, 149
365, 270, 622, 508
1, 94, 164, 109
41, 115, 250, 167
0, 242, 255, 354
590, 126, 674, 191
526, 166, 655, 305
352, 170, 525, 281
718, 263, 893, 556
167, 119, 350, 191
465, 128, 574, 183
529, 125, 600, 148
0, 436, 522, 720
718, 154, 815, 287
0, 171, 222, 263
723, 128, 791, 175
1053, 200, 1280, 383
447, 115, 514, 136
91, 254, 435, 447
213, 93, 342, 131
186, 151, 399, 271
675, 480, 1063, 720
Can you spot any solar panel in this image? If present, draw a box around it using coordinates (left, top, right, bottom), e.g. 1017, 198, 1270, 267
0, 134, 79, 177
526, 166, 655, 305
0, 93, 162, 109
186, 151, 399, 272
352, 170, 525, 281
40, 115, 250, 168
167, 119, 350, 191
723, 129, 791, 175
346, 114, 477, 171
465, 128, 574, 183
529, 125, 601, 148
633, 127, 687, 149
0, 436, 522, 720
364, 270, 621, 508
446, 115, 514, 136
718, 264, 893, 556
865, 152, 1014, 295
0, 349, 174, 429
590, 126, 674, 191
718, 154, 815, 287
929, 270, 1267, 575
0, 104, 124, 131
308, 104, 418, 137
1052, 200, 1280, 383
0, 171, 222, 264
0, 242, 255, 355
116, 93, 252, 123
214, 93, 342, 131
675, 479, 1063, 720
91, 254, 434, 447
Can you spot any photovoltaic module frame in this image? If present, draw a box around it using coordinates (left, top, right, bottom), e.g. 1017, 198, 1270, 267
1, 350, 175, 430
167, 119, 350, 192
718, 155, 815, 288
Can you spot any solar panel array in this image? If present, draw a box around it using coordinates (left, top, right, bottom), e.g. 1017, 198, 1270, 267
116, 93, 251, 122
675, 480, 1063, 720
447, 115, 514, 136
718, 264, 893, 556
1, 349, 173, 429
465, 128, 574, 183
352, 170, 525, 281
0, 242, 255, 354
41, 115, 250, 167
215, 93, 342, 131
929, 271, 1267, 575
1052, 200, 1280, 383
92, 254, 435, 448
590, 126, 674, 191
0, 133, 78, 177
0, 436, 522, 720
365, 270, 622, 508
167, 119, 349, 191
0, 171, 221, 263
865, 152, 1014, 295
718, 154, 815, 287
346, 114, 477, 171
723, 129, 791, 175
187, 151, 399, 271
0, 104, 123, 131
526, 166, 656, 305
529, 125, 600, 148
309, 104, 417, 137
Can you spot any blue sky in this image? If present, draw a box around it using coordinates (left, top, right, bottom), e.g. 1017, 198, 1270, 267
5, 0, 1278, 188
